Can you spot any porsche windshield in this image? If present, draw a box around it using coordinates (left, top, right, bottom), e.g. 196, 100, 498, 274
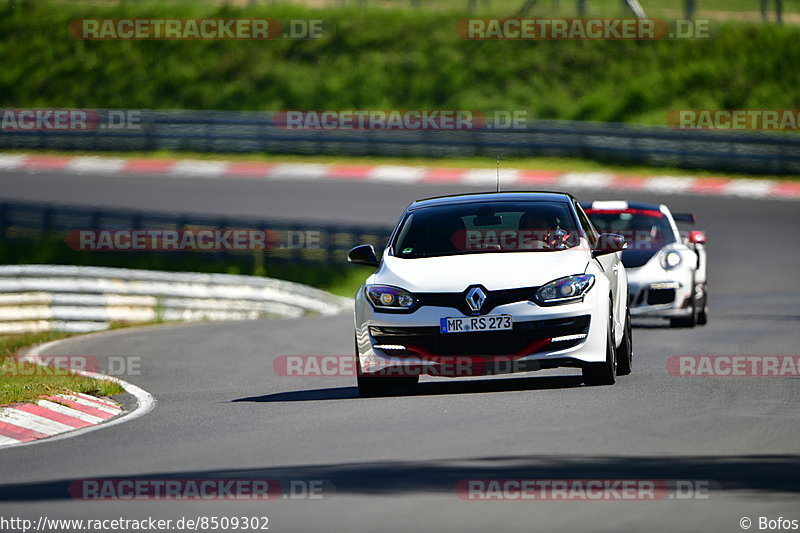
585, 208, 676, 250
393, 201, 581, 258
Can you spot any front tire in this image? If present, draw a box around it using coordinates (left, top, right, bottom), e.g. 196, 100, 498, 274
355, 340, 419, 397
616, 304, 633, 376
582, 303, 617, 386
697, 283, 709, 325
670, 280, 699, 328
356, 370, 396, 397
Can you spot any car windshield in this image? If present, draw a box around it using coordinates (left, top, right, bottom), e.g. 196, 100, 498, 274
585, 208, 676, 250
393, 201, 582, 258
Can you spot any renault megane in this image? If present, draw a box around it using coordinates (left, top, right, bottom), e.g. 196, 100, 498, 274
348, 192, 632, 397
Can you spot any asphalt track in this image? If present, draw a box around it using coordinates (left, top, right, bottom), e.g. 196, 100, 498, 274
0, 168, 799, 532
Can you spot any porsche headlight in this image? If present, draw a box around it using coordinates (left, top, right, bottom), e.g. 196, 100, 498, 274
660, 250, 682, 270
366, 285, 417, 310
534, 274, 595, 306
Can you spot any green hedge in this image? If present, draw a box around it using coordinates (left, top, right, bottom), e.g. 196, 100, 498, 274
1, 1, 798, 124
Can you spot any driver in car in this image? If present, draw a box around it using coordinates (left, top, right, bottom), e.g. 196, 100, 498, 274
518, 211, 572, 250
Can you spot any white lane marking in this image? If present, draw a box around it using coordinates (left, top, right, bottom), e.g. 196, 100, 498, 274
0, 154, 28, 170
1, 408, 75, 435
37, 400, 105, 424
723, 179, 775, 198
368, 166, 425, 183
559, 172, 614, 189
55, 394, 121, 414
170, 160, 229, 177
643, 176, 695, 194
268, 163, 330, 180
67, 157, 126, 174
462, 168, 520, 186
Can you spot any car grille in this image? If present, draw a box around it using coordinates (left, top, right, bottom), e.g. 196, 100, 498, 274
370, 315, 590, 357
647, 287, 676, 305
416, 286, 539, 315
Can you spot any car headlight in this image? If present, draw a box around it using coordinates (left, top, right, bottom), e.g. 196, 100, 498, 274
659, 250, 682, 270
366, 285, 417, 311
533, 274, 595, 306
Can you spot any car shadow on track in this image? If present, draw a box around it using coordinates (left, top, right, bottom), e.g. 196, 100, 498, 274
232, 375, 584, 403
1, 454, 799, 502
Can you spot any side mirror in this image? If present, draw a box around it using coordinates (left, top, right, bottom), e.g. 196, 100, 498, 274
593, 233, 627, 257
688, 230, 706, 244
347, 244, 379, 267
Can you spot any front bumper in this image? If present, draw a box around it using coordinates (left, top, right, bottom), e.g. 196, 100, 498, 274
355, 287, 609, 376
627, 264, 694, 318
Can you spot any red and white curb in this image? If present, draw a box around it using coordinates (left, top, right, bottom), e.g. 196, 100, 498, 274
0, 338, 155, 449
2, 154, 799, 201
0, 393, 122, 446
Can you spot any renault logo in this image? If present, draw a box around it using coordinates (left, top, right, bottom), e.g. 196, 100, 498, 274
465, 286, 487, 312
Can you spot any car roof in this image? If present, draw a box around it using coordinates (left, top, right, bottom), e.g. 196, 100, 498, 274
409, 191, 576, 211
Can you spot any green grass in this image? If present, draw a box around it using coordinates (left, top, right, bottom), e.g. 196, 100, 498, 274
313, 266, 370, 298
0, 331, 124, 406
1, 1, 798, 125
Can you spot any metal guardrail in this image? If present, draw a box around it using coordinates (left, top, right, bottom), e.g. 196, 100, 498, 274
0, 200, 393, 265
1, 110, 799, 174
0, 265, 353, 334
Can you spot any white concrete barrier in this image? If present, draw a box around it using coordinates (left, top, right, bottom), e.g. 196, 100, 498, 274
0, 265, 353, 333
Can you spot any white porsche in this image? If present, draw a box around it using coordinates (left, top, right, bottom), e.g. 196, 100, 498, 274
582, 200, 708, 328
348, 192, 632, 397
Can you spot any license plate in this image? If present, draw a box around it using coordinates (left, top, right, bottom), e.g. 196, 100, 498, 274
440, 315, 512, 334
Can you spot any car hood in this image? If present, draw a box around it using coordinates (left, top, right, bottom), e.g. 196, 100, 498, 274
375, 250, 589, 292
621, 249, 659, 269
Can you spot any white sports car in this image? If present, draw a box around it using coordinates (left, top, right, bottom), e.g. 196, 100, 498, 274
582, 200, 708, 328
348, 192, 632, 397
